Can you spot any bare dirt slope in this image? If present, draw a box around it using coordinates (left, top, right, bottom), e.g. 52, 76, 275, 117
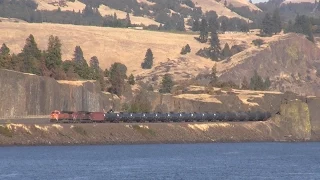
218, 33, 320, 96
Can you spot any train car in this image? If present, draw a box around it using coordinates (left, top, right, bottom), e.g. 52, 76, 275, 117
105, 112, 120, 123
73, 111, 91, 123
50, 110, 73, 123
89, 112, 105, 123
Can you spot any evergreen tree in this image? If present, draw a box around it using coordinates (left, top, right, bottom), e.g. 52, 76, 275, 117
141, 48, 154, 69
199, 18, 208, 42
241, 77, 249, 89
0, 43, 10, 69
192, 19, 200, 31
221, 19, 228, 32
72, 46, 89, 79
20, 34, 42, 75
272, 8, 282, 34
109, 62, 127, 96
180, 44, 191, 55
185, 44, 191, 53
250, 70, 264, 90
261, 13, 273, 36
208, 14, 219, 31
22, 34, 41, 59
45, 35, 62, 70
0, 43, 10, 56
128, 74, 135, 85
264, 77, 271, 90
89, 56, 100, 79
210, 27, 221, 61
209, 64, 218, 85
126, 12, 131, 27
221, 43, 232, 58
224, 0, 227, 6
73, 46, 85, 65
89, 56, 99, 70
293, 15, 314, 42
176, 18, 185, 31
159, 74, 174, 93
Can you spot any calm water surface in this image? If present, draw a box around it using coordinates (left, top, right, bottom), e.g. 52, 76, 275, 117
0, 142, 320, 180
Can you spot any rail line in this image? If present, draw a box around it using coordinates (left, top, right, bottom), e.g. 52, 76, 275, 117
49, 110, 272, 123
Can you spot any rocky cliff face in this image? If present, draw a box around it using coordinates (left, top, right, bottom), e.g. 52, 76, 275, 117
0, 69, 120, 117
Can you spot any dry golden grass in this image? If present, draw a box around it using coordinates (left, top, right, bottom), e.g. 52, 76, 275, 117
57, 80, 95, 86
0, 22, 281, 80
193, 0, 250, 21
0, 17, 27, 23
0, 22, 212, 76
35, 0, 85, 12
174, 94, 223, 103
137, 0, 156, 5
226, 0, 261, 11
98, 5, 160, 26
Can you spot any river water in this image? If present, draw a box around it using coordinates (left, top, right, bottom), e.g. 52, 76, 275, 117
0, 142, 320, 180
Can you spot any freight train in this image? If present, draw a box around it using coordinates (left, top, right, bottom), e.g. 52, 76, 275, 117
49, 110, 272, 123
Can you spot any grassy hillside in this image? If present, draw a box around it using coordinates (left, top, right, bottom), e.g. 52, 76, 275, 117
0, 21, 270, 81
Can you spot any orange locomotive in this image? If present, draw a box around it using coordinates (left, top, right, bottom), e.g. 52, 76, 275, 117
50, 110, 105, 123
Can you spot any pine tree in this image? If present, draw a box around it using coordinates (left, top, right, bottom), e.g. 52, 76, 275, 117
73, 46, 85, 65
222, 43, 232, 58
208, 14, 219, 31
20, 34, 42, 74
272, 8, 282, 34
0, 43, 10, 56
241, 77, 249, 89
250, 70, 264, 90
192, 19, 200, 31
293, 15, 314, 42
109, 62, 127, 96
46, 35, 62, 71
185, 44, 191, 53
224, 0, 227, 6
210, 27, 221, 61
22, 34, 41, 59
209, 64, 218, 85
128, 74, 135, 85
126, 12, 131, 27
141, 48, 154, 69
221, 19, 228, 32
72, 46, 89, 79
261, 13, 273, 36
0, 43, 10, 69
89, 56, 99, 70
199, 18, 208, 42
264, 77, 271, 90
176, 18, 185, 31
159, 74, 174, 93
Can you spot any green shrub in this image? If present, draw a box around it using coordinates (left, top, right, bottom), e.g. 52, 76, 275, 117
0, 126, 13, 137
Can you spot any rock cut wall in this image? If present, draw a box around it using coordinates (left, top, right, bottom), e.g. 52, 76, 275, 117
0, 69, 120, 118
